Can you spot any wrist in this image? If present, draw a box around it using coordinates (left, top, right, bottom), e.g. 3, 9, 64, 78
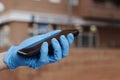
4, 46, 19, 69
0, 52, 9, 70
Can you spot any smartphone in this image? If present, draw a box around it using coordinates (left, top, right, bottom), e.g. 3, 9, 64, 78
17, 29, 79, 57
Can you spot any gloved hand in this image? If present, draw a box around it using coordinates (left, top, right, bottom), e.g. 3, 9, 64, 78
4, 30, 74, 69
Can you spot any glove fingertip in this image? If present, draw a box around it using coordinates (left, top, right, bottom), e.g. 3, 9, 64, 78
40, 42, 48, 53
43, 42, 48, 46
67, 33, 74, 45
51, 38, 58, 43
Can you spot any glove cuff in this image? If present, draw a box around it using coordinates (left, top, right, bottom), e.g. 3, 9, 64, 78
4, 46, 18, 69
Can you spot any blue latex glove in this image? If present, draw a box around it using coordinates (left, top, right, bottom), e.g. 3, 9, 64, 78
4, 30, 74, 69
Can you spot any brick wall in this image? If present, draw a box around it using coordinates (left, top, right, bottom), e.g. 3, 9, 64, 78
1, 0, 120, 20
0, 48, 120, 80
98, 27, 120, 48
9, 22, 29, 45
79, 0, 120, 20
1, 0, 69, 15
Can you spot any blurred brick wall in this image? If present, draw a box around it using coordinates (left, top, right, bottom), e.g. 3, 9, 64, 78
79, 0, 120, 20
1, 0, 120, 20
9, 22, 29, 45
0, 48, 120, 80
1, 0, 69, 15
98, 27, 120, 48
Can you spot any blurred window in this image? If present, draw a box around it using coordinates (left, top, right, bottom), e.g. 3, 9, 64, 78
76, 26, 97, 48
29, 23, 53, 37
0, 25, 10, 48
93, 0, 106, 4
111, 0, 120, 7
70, 0, 79, 6
93, 0, 120, 8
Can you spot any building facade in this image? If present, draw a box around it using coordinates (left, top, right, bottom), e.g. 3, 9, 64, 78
0, 0, 120, 50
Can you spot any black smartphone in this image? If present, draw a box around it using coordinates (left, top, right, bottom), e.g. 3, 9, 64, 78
17, 29, 79, 57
